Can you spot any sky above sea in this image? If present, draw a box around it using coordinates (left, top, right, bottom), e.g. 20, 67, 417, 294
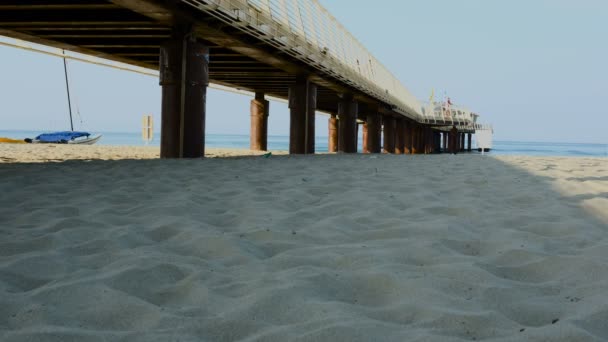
0, 0, 606, 144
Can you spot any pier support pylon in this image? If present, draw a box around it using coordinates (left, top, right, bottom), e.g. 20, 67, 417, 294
328, 114, 338, 153
424, 127, 433, 154
395, 119, 405, 154
460, 133, 465, 152
418, 126, 423, 154
362, 122, 368, 153
338, 94, 358, 153
250, 92, 269, 151
383, 116, 396, 153
160, 28, 209, 158
449, 126, 458, 154
416, 125, 424, 154
403, 121, 412, 154
467, 133, 472, 152
365, 112, 381, 153
410, 123, 418, 154
434, 131, 441, 153
289, 77, 317, 154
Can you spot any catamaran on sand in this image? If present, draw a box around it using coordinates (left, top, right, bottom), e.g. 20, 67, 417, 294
28, 131, 102, 145
1, 49, 102, 145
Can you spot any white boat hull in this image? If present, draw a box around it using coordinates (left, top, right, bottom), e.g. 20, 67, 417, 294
67, 134, 102, 145
32, 134, 102, 145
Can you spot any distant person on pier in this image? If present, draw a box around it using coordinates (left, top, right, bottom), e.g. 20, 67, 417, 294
450, 125, 458, 155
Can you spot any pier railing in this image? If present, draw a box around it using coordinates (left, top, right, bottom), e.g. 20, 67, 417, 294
182, 0, 433, 121
419, 101, 481, 129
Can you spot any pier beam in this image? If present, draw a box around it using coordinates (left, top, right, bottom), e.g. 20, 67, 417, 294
365, 112, 382, 153
289, 77, 317, 154
338, 94, 358, 153
328, 114, 338, 153
160, 29, 209, 158
383, 116, 396, 153
395, 119, 405, 154
250, 92, 269, 151
467, 133, 472, 152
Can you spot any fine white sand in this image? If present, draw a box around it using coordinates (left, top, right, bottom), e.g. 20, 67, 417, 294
1, 146, 607, 341
0, 144, 283, 163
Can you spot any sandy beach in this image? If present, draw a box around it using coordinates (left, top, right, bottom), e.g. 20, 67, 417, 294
1, 145, 607, 341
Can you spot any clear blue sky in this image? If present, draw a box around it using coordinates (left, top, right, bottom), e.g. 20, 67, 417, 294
1, 0, 606, 143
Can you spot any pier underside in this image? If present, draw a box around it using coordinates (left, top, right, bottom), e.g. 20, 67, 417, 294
0, 0, 476, 157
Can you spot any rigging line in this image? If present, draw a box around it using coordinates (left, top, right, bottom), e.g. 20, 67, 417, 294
68, 61, 85, 129
62, 49, 74, 132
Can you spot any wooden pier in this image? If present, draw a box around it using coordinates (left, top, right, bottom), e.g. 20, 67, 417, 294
0, 0, 486, 157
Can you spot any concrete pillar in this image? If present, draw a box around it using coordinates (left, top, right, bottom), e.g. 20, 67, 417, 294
288, 77, 317, 154
403, 121, 412, 154
338, 94, 358, 153
160, 29, 209, 158
250, 92, 269, 151
443, 132, 448, 151
395, 119, 405, 154
365, 112, 382, 153
467, 133, 472, 152
328, 114, 338, 153
383, 116, 396, 153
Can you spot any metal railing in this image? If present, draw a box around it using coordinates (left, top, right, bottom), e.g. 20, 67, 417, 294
419, 101, 482, 128
182, 0, 443, 123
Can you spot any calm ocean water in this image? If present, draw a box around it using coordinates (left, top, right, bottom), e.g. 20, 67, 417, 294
1, 130, 606, 157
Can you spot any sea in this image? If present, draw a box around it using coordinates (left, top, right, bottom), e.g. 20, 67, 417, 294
1, 130, 606, 157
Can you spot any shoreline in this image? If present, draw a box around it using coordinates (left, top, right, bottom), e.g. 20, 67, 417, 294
1, 144, 606, 163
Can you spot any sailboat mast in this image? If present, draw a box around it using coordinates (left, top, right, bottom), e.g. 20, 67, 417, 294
62, 50, 74, 131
